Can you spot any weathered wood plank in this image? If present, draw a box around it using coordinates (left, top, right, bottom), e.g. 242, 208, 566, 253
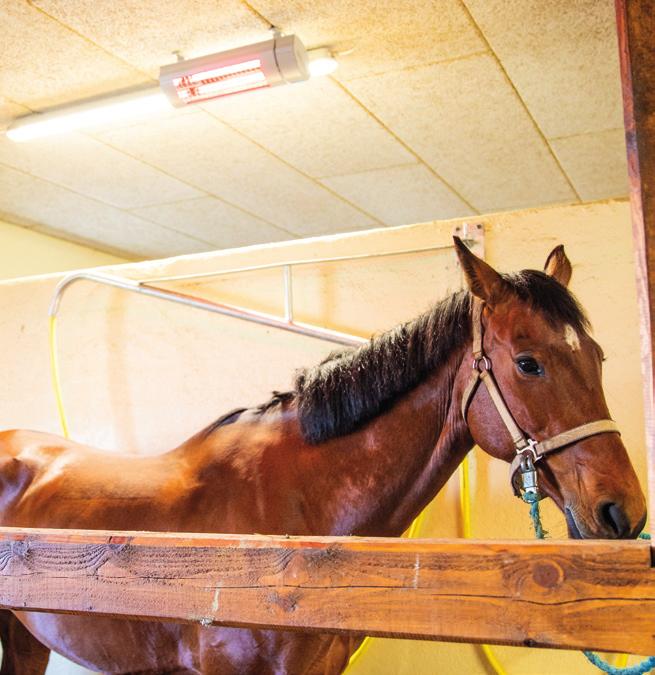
616, 0, 655, 533
0, 527, 653, 653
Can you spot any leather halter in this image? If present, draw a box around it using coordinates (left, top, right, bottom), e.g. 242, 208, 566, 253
461, 297, 620, 499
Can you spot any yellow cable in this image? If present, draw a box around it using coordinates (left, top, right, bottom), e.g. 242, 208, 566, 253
460, 454, 508, 675
48, 316, 70, 439
615, 653, 629, 668
459, 454, 472, 538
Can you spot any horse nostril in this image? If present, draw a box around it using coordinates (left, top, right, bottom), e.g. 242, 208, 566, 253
599, 502, 630, 538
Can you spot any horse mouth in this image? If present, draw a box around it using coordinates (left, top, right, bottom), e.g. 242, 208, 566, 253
565, 507, 583, 539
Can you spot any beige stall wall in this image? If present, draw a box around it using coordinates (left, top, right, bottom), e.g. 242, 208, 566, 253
0, 200, 645, 675
0, 218, 127, 278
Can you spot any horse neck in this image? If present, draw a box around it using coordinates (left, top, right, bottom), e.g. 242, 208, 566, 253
302, 344, 474, 537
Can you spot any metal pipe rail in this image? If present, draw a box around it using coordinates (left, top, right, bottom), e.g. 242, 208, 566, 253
138, 243, 456, 285
49, 271, 365, 348
48, 242, 460, 348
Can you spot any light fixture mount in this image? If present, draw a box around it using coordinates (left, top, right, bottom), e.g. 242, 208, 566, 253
159, 35, 310, 107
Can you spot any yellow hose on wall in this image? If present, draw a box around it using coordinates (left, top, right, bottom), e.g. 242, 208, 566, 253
48, 315, 69, 439
459, 454, 507, 675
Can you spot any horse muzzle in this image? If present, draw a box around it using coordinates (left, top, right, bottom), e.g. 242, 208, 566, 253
566, 503, 647, 539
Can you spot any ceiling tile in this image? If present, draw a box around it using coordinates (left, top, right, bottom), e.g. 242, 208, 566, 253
0, 2, 147, 109
321, 164, 474, 225
0, 165, 210, 258
345, 54, 576, 212
249, 0, 486, 79
463, 0, 623, 138
0, 98, 29, 131
32, 0, 270, 78
132, 197, 294, 248
0, 134, 202, 209
202, 77, 414, 178
97, 111, 378, 236
550, 129, 628, 202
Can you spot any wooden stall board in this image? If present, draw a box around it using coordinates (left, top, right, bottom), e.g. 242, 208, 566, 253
1, 528, 654, 654
0, 0, 653, 656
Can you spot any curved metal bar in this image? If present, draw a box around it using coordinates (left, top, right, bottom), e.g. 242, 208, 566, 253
138, 243, 454, 285
48, 271, 366, 347
48, 240, 461, 348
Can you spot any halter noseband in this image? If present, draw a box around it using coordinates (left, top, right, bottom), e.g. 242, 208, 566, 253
461, 297, 620, 501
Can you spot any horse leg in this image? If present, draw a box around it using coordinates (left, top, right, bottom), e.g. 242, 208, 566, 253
0, 610, 50, 675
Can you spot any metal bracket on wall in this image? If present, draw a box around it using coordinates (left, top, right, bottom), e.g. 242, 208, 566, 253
453, 222, 485, 259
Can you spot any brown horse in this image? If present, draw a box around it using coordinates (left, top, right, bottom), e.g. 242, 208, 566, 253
0, 240, 647, 674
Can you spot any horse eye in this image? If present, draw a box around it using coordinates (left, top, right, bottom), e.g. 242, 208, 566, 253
516, 357, 543, 376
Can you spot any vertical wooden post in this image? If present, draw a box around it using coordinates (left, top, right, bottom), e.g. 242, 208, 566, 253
615, 0, 655, 533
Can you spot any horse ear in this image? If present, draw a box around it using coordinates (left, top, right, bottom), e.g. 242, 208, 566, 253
544, 245, 572, 287
453, 236, 509, 306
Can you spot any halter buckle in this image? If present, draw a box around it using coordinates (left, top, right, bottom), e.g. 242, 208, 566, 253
516, 438, 541, 464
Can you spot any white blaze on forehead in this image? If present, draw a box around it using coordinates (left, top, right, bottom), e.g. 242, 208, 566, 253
563, 324, 581, 351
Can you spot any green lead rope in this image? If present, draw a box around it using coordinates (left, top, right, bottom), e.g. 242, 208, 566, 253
526, 498, 655, 675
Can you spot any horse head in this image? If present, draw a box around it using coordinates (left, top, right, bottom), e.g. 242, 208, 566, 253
454, 239, 646, 539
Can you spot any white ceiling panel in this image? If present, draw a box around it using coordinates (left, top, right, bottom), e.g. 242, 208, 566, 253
321, 164, 473, 225
0, 98, 29, 131
1, 2, 146, 109
0, 164, 211, 258
346, 54, 577, 212
0, 134, 202, 209
32, 0, 269, 78
250, 0, 486, 80
0, 2, 629, 258
550, 129, 628, 202
96, 110, 379, 236
132, 196, 294, 248
203, 77, 414, 178
463, 0, 623, 138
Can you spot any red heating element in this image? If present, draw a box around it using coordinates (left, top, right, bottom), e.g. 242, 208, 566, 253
172, 59, 269, 103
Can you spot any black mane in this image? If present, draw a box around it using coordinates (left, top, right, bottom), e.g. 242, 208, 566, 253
205, 270, 588, 444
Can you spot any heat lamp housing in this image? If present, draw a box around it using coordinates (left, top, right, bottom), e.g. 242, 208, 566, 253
159, 35, 310, 107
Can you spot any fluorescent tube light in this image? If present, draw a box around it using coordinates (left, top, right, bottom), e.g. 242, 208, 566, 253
6, 87, 169, 142
308, 48, 339, 77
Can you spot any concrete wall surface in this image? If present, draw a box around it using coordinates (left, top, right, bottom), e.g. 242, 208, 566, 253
0, 219, 127, 279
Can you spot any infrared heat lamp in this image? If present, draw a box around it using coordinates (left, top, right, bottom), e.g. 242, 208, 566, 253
159, 35, 310, 106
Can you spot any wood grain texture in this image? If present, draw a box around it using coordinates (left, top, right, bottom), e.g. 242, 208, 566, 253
616, 0, 655, 534
0, 527, 653, 653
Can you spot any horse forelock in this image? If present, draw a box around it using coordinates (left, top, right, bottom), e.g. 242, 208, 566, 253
505, 270, 589, 333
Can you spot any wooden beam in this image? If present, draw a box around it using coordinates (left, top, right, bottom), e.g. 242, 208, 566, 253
616, 0, 655, 532
0, 527, 654, 653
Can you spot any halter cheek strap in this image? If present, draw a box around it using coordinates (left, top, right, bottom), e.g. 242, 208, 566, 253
461, 297, 620, 499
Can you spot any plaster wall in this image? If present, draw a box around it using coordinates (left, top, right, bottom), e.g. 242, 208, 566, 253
0, 218, 127, 279
0, 200, 645, 674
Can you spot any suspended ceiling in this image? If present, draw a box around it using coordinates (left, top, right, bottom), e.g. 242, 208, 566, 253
0, 0, 627, 259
